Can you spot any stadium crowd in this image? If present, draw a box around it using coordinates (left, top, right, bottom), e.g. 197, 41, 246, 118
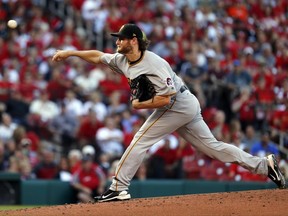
0, 0, 288, 202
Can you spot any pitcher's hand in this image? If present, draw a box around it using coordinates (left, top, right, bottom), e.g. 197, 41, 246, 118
52, 50, 69, 62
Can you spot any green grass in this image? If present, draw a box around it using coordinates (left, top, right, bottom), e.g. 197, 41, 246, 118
0, 206, 40, 211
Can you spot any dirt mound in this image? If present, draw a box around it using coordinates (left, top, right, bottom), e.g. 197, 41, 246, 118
4, 189, 287, 216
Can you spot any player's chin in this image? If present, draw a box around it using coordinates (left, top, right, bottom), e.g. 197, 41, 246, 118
117, 48, 124, 54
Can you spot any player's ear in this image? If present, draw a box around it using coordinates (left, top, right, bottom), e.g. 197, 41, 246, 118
131, 37, 138, 45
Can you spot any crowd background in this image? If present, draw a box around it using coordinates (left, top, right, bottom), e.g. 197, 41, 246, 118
0, 0, 288, 202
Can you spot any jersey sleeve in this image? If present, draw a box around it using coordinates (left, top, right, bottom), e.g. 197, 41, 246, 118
100, 53, 124, 75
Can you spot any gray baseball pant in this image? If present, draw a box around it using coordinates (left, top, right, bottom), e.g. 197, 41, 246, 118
109, 91, 268, 191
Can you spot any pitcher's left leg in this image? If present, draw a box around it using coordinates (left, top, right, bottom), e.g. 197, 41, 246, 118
177, 116, 268, 175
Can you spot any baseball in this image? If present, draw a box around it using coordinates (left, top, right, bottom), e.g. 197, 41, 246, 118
7, 20, 17, 29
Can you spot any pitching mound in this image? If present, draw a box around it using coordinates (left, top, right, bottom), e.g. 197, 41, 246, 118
4, 189, 287, 216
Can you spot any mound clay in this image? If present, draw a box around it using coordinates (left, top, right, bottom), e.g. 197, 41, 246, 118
5, 189, 287, 216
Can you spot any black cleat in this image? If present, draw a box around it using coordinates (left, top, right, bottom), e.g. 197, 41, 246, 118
94, 189, 131, 202
267, 154, 286, 189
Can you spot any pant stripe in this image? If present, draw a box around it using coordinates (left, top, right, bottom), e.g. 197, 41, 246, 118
115, 99, 176, 190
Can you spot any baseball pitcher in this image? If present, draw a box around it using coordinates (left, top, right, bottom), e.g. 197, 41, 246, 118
52, 24, 286, 202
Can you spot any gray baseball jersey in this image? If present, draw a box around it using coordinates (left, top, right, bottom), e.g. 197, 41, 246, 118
101, 51, 268, 191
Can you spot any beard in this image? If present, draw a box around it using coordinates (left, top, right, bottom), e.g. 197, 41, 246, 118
117, 44, 133, 54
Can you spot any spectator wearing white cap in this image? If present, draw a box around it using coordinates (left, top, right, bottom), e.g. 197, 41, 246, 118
96, 116, 124, 159
82, 145, 95, 158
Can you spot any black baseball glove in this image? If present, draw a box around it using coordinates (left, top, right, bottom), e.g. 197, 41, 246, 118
130, 74, 156, 102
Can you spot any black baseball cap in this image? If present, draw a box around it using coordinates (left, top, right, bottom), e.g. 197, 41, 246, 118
111, 24, 143, 40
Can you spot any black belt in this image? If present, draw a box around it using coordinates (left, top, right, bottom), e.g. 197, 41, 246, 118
180, 85, 189, 93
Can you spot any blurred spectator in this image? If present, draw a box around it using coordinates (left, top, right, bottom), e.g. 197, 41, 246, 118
46, 68, 71, 102
13, 125, 39, 150
107, 90, 128, 115
81, 0, 104, 28
0, 140, 9, 171
76, 109, 103, 148
82, 91, 107, 122
230, 132, 248, 152
0, 113, 18, 143
74, 65, 100, 96
16, 73, 39, 103
229, 119, 243, 141
32, 149, 58, 179
120, 110, 136, 133
253, 75, 275, 131
256, 43, 275, 68
28, 90, 59, 138
225, 59, 252, 99
68, 149, 82, 174
59, 18, 82, 50
29, 90, 59, 123
254, 76, 275, 107
99, 70, 130, 103
5, 139, 17, 163
55, 156, 72, 182
270, 99, 288, 132
275, 30, 288, 70
5, 89, 30, 125
250, 131, 279, 158
97, 152, 111, 177
241, 47, 258, 74
174, 136, 195, 178
252, 62, 274, 90
123, 119, 142, 149
148, 134, 179, 156
208, 110, 230, 142
0, 70, 14, 102
49, 102, 79, 155
96, 116, 124, 159
269, 98, 288, 146
63, 89, 83, 117
179, 51, 206, 92
182, 151, 210, 180
147, 137, 182, 179
12, 126, 40, 167
176, 136, 195, 159
204, 58, 228, 108
241, 125, 260, 151
275, 78, 288, 110
89, 64, 107, 83
231, 87, 256, 130
227, 1, 248, 22
105, 4, 128, 33
71, 155, 106, 203
2, 61, 19, 84
8, 149, 34, 180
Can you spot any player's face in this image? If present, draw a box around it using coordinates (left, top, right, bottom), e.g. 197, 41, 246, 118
116, 37, 133, 54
